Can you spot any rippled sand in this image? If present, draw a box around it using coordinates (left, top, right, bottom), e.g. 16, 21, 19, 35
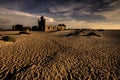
0, 30, 120, 80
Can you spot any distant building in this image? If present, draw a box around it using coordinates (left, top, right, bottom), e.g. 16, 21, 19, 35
12, 24, 23, 31
38, 16, 45, 31
12, 24, 31, 31
38, 16, 66, 31
23, 26, 31, 32
32, 26, 38, 31
12, 16, 66, 31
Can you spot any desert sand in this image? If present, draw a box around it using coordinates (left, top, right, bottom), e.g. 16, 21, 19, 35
0, 30, 120, 80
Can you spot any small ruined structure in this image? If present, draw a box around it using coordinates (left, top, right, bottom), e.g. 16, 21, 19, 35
12, 24, 31, 31
12, 24, 23, 31
38, 16, 66, 31
23, 26, 31, 32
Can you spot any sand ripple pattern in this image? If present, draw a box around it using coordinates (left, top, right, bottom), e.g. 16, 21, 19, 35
0, 31, 120, 80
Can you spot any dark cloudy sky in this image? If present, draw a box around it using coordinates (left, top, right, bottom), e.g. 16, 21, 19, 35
0, 0, 120, 29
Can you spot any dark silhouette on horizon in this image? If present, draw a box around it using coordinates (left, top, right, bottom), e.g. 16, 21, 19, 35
12, 24, 23, 31
12, 16, 66, 31
38, 16, 46, 31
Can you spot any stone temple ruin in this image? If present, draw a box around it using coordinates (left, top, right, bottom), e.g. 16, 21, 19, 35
12, 16, 66, 32
12, 24, 31, 31
38, 16, 66, 31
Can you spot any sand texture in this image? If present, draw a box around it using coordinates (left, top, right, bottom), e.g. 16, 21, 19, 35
0, 30, 120, 80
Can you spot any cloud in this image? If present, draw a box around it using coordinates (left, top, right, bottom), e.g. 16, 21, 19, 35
47, 0, 120, 22
0, 8, 55, 29
0, 18, 12, 29
62, 20, 120, 29
0, 0, 120, 29
49, 7, 72, 13
0, 18, 13, 29
0, 18, 11, 24
48, 2, 81, 13
95, 9, 120, 21
70, 12, 107, 22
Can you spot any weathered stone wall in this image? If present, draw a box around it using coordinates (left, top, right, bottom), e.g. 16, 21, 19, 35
38, 16, 66, 31
45, 25, 66, 31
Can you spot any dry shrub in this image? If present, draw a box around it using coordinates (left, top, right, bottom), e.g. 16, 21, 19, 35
97, 29, 104, 31
2, 36, 16, 42
66, 33, 74, 36
66, 29, 83, 36
19, 31, 31, 35
86, 32, 100, 37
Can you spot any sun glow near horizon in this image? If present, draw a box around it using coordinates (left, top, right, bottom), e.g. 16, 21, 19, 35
0, 0, 120, 29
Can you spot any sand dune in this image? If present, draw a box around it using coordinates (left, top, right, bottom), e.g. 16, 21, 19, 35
0, 30, 120, 80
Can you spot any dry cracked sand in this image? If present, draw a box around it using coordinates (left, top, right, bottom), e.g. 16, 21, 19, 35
0, 30, 120, 80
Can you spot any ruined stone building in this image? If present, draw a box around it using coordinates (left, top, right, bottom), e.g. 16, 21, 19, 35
38, 16, 66, 31
12, 24, 31, 31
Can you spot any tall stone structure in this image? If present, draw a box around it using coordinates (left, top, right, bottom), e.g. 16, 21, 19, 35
38, 16, 45, 31
38, 16, 66, 31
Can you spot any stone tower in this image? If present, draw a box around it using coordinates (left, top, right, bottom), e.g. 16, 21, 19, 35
38, 16, 45, 31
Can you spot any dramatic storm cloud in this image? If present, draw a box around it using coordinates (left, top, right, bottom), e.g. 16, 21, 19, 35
0, 0, 120, 29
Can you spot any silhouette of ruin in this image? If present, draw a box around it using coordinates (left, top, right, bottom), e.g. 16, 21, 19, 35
38, 16, 66, 31
12, 16, 66, 31
12, 24, 31, 31
12, 24, 23, 31
32, 26, 38, 31
38, 16, 45, 31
